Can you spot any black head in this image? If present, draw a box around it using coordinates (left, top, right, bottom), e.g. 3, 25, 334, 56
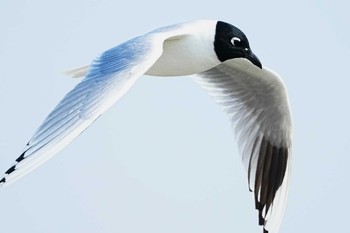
214, 21, 262, 69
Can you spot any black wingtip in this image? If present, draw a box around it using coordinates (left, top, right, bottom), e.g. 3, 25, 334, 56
258, 209, 264, 226
5, 165, 16, 175
16, 152, 26, 163
1, 152, 27, 186
252, 136, 289, 233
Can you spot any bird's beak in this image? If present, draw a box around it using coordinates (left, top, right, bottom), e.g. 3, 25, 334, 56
245, 50, 262, 69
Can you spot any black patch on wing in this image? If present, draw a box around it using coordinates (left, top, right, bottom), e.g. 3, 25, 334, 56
0, 151, 28, 185
16, 152, 26, 163
5, 165, 16, 175
253, 136, 288, 228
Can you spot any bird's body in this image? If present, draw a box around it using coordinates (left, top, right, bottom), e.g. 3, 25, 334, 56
146, 20, 220, 76
1, 20, 292, 233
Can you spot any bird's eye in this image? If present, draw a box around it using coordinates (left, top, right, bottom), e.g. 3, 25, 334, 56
231, 37, 241, 46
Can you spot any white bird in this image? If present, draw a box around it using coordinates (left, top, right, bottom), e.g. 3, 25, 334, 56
0, 20, 292, 233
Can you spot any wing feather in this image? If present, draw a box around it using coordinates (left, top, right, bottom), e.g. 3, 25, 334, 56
0, 20, 202, 187
194, 58, 292, 233
0, 34, 167, 187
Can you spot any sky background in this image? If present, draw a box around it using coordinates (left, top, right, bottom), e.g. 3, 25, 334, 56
0, 1, 349, 232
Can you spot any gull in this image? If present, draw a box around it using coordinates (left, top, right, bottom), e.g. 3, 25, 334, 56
0, 20, 292, 233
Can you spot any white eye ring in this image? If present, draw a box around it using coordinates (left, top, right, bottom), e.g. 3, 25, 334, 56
231, 37, 241, 46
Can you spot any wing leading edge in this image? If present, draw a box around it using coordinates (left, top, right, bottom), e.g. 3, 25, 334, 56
0, 26, 190, 187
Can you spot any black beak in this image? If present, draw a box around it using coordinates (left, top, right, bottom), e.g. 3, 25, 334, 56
245, 50, 262, 69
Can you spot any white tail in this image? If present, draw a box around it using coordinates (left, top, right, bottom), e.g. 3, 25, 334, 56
64, 65, 90, 78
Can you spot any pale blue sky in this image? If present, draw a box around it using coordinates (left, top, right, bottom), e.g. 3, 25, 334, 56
0, 1, 349, 232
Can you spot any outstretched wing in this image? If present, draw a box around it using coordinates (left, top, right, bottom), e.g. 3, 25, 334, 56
0, 29, 182, 187
194, 58, 292, 233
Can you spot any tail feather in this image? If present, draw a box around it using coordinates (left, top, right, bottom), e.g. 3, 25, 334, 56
64, 65, 90, 78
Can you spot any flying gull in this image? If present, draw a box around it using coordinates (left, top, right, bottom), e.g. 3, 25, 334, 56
0, 20, 292, 233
